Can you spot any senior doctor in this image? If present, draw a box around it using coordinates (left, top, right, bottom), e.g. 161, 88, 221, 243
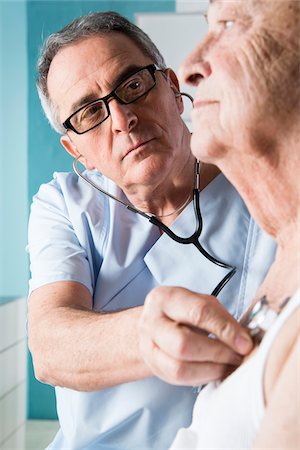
27, 11, 275, 450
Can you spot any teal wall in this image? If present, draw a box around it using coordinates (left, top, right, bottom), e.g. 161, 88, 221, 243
27, 0, 175, 420
0, 0, 28, 298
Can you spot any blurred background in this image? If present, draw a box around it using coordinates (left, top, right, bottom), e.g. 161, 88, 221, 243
0, 0, 208, 448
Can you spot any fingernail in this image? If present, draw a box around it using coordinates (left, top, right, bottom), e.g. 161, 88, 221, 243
235, 333, 253, 354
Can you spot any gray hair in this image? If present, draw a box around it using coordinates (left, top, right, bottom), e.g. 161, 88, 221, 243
37, 11, 167, 134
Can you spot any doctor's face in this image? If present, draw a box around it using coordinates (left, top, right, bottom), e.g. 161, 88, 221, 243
47, 33, 187, 194
180, 0, 300, 164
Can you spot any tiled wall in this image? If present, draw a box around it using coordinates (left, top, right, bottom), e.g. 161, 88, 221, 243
0, 298, 27, 449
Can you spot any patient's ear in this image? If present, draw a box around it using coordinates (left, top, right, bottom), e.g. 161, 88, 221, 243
60, 135, 96, 170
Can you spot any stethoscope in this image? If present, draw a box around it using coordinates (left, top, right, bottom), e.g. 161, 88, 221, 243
73, 92, 236, 296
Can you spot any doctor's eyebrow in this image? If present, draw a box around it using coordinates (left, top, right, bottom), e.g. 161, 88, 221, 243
110, 64, 146, 89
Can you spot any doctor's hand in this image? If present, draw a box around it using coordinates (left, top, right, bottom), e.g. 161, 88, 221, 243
138, 286, 253, 386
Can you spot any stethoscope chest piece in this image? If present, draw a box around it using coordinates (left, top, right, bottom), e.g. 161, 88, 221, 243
240, 295, 290, 344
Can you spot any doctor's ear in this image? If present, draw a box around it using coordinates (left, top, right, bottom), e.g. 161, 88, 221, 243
60, 135, 96, 170
164, 68, 184, 113
164, 68, 181, 93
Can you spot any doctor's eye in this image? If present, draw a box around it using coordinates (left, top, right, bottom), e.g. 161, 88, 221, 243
127, 80, 143, 92
78, 102, 106, 127
84, 104, 101, 117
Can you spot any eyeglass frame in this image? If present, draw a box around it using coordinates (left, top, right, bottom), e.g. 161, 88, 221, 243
62, 64, 161, 135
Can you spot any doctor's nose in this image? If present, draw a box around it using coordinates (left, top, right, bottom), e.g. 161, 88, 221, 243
109, 99, 138, 133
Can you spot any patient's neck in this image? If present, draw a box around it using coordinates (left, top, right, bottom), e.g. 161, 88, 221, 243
257, 231, 299, 309
221, 131, 300, 241
200, 163, 221, 191
221, 131, 300, 308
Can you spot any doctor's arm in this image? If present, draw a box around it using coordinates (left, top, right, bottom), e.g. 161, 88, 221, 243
28, 282, 251, 391
28, 280, 149, 391
27, 181, 153, 390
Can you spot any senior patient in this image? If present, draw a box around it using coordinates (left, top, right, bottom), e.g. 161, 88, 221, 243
140, 0, 300, 448
27, 11, 276, 450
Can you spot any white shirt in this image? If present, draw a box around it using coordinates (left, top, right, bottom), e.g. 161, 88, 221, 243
170, 290, 299, 450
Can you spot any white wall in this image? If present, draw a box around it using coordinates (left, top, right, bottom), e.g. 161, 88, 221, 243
0, 298, 27, 450
176, 0, 208, 13
136, 12, 208, 128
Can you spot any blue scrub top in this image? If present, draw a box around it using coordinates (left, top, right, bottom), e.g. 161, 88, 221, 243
28, 171, 276, 450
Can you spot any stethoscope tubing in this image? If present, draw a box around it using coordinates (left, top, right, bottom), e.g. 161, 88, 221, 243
73, 156, 236, 296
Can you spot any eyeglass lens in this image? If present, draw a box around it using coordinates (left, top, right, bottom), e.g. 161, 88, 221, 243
70, 66, 156, 133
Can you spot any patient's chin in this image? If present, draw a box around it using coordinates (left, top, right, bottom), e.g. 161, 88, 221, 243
191, 132, 229, 165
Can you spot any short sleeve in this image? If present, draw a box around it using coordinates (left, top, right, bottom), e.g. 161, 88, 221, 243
28, 175, 96, 295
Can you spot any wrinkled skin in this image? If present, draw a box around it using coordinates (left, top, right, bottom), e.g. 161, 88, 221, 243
180, 0, 300, 164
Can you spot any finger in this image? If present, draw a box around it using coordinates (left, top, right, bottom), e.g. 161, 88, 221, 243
152, 320, 243, 366
145, 339, 230, 386
152, 287, 253, 355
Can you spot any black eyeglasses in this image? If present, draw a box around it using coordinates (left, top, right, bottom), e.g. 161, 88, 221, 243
62, 64, 159, 135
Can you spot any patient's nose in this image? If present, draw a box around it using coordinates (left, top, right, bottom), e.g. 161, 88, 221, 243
179, 41, 212, 87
